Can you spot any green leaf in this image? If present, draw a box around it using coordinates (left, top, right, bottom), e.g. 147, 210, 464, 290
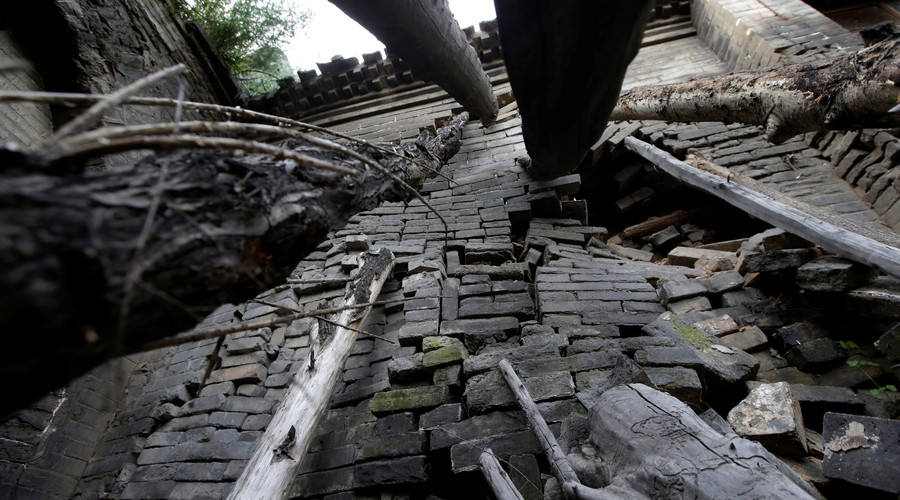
885, 385, 898, 392
839, 340, 860, 350
858, 360, 879, 367
846, 360, 859, 367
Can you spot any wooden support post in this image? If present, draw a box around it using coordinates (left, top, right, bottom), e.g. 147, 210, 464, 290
228, 249, 395, 500
625, 137, 900, 280
479, 448, 525, 500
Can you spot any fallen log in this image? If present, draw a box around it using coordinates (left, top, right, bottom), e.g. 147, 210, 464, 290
0, 109, 467, 415
611, 36, 900, 142
625, 137, 900, 279
581, 384, 818, 499
228, 249, 394, 500
329, 0, 498, 123
479, 448, 525, 500
494, 0, 654, 179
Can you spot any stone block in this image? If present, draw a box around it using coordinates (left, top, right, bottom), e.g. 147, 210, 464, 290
657, 279, 708, 305
822, 413, 900, 493
643, 314, 759, 385
702, 271, 744, 294
784, 338, 845, 373
353, 455, 431, 488
465, 370, 575, 415
465, 242, 515, 265
207, 364, 267, 385
450, 430, 542, 472
370, 386, 453, 415
431, 411, 527, 450
644, 367, 702, 408
791, 384, 866, 432
667, 296, 712, 314
387, 353, 426, 384
463, 341, 559, 377
419, 404, 463, 430
757, 228, 813, 251
356, 431, 427, 460
743, 248, 818, 273
796, 256, 875, 292
728, 382, 808, 457
557, 325, 619, 340
433, 365, 463, 388
634, 347, 704, 368
846, 279, 900, 319
692, 314, 739, 337
441, 316, 519, 340
509, 454, 542, 500
720, 326, 768, 353
300, 446, 356, 474
441, 278, 460, 321
649, 226, 681, 253
667, 246, 736, 268
222, 396, 276, 414
398, 321, 438, 347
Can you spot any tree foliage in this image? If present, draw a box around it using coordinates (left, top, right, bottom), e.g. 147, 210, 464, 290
174, 0, 310, 94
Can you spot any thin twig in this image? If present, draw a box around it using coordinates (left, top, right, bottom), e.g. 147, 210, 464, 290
40, 134, 361, 177
139, 297, 414, 351
0, 89, 457, 184
48, 64, 187, 142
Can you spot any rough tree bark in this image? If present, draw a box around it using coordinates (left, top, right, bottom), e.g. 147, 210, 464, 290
579, 384, 818, 499
329, 0, 498, 123
494, 0, 654, 179
612, 36, 900, 143
0, 113, 467, 415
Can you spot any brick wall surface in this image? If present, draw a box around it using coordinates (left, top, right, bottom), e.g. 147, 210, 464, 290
692, 0, 862, 71
0, 31, 52, 149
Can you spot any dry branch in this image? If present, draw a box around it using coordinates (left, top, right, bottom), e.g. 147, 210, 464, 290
612, 37, 900, 142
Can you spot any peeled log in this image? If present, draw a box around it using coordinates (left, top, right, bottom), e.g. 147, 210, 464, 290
584, 384, 817, 499
329, 0, 498, 123
0, 113, 467, 415
612, 37, 900, 142
494, 0, 654, 179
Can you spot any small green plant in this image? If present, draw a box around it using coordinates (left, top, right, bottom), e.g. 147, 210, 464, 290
839, 340, 897, 396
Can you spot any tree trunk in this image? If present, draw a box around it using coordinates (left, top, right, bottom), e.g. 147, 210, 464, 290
582, 384, 817, 499
493, 0, 654, 179
228, 249, 393, 500
612, 37, 900, 142
0, 113, 466, 415
329, 0, 498, 124
625, 137, 900, 279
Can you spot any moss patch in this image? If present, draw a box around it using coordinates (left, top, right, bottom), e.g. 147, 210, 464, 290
671, 317, 713, 351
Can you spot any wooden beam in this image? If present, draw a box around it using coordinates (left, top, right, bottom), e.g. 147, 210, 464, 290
493, 0, 654, 179
329, 0, 498, 123
622, 207, 708, 240
479, 448, 526, 500
228, 249, 394, 500
624, 137, 900, 280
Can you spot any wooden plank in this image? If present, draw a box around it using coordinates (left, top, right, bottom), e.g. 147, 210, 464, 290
479, 448, 526, 500
624, 137, 900, 279
227, 249, 395, 500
